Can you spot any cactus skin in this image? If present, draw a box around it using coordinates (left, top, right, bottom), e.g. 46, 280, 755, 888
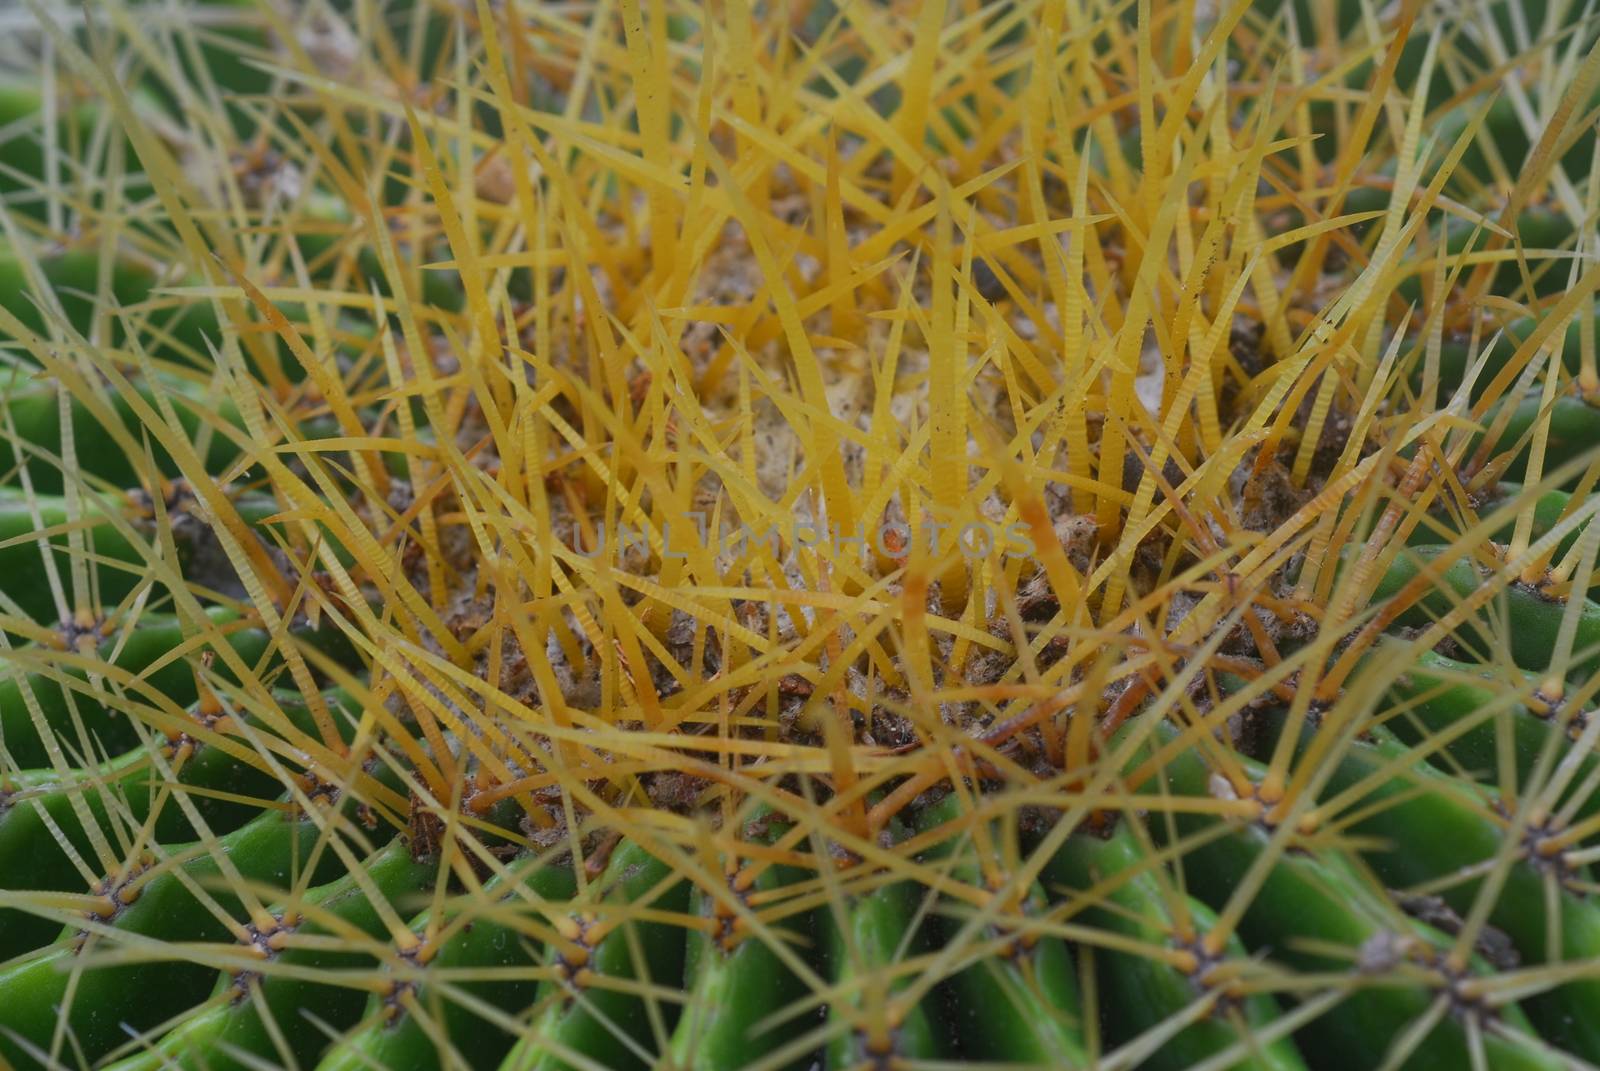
1148, 727, 1568, 1071
1379, 643, 1600, 804
820, 867, 940, 1067
314, 857, 579, 1071
496, 838, 691, 1071
666, 881, 811, 1070
0, 369, 247, 493
98, 835, 440, 1071
1288, 720, 1600, 1062
0, 486, 147, 623
0, 607, 360, 770
914, 794, 1091, 1065
0, 690, 352, 960
665, 816, 814, 1071
1042, 822, 1308, 1071
1472, 395, 1600, 488
1370, 544, 1600, 677
0, 804, 360, 1070
1418, 314, 1599, 402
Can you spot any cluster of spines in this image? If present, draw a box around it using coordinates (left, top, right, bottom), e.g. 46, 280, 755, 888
3, 0, 1600, 1069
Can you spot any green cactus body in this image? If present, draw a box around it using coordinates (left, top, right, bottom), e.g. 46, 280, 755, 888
1369, 543, 1600, 677
98, 834, 440, 1071
666, 818, 814, 1071
0, 368, 247, 493
914, 793, 1090, 1065
0, 606, 359, 769
315, 855, 580, 1071
1470, 394, 1600, 489
1379, 644, 1600, 805
820, 863, 940, 1067
0, 486, 147, 623
0, 239, 223, 359
1149, 724, 1567, 1071
1416, 312, 1598, 403
1478, 485, 1594, 563
1043, 822, 1308, 1071
1284, 718, 1600, 1061
0, 800, 361, 1070
497, 837, 691, 1071
1397, 205, 1580, 304
1404, 483, 1586, 554
0, 690, 359, 957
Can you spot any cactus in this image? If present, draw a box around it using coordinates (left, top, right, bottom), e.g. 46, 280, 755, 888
2, 1, 1600, 1069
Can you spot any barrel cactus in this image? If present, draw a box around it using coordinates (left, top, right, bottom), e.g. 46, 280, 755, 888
1, 0, 1598, 1068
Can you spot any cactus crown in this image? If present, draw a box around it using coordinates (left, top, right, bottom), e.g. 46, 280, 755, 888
2, 0, 1599, 1069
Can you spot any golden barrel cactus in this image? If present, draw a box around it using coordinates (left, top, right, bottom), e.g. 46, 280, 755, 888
1, 0, 1599, 1068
